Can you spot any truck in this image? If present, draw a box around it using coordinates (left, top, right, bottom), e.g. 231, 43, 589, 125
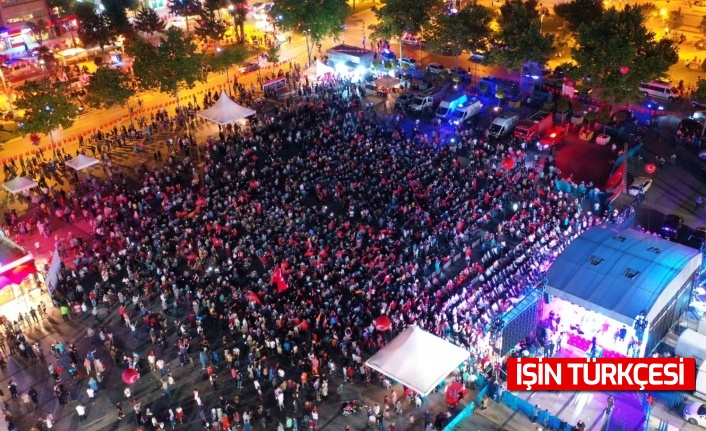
488, 112, 520, 139
694, 360, 706, 400
513, 110, 553, 142
450, 97, 482, 125
408, 84, 450, 113
436, 92, 468, 119
675, 329, 706, 367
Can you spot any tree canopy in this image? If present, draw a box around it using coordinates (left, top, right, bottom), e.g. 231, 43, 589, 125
426, 4, 493, 59
370, 0, 435, 40
128, 28, 205, 98
553, 0, 603, 31
208, 44, 249, 75
75, 2, 116, 51
102, 0, 136, 35
84, 67, 136, 110
570, 5, 678, 102
167, 0, 203, 32
15, 80, 79, 137
133, 6, 166, 35
489, 0, 554, 71
228, 0, 248, 43
194, 1, 227, 43
271, 0, 349, 64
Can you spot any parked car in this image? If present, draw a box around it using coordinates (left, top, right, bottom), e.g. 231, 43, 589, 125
627, 177, 652, 196
400, 57, 418, 69
660, 214, 684, 240
401, 34, 425, 47
426, 63, 446, 74
692, 98, 706, 109
448, 67, 470, 81
394, 93, 415, 110
437, 45, 459, 56
238, 62, 260, 73
469, 49, 488, 63
684, 402, 706, 427
380, 49, 397, 62
537, 127, 566, 149
687, 227, 706, 250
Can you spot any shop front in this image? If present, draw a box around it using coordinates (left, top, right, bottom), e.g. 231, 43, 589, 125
0, 232, 40, 318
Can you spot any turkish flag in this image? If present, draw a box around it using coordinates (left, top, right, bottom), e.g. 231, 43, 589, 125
270, 265, 288, 292
605, 164, 625, 190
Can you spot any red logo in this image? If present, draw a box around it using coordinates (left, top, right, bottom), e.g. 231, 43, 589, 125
507, 357, 696, 391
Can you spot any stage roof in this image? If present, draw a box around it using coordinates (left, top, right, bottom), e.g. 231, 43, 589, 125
546, 224, 702, 326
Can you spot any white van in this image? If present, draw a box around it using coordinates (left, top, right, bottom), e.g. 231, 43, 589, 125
1, 59, 37, 80
639, 81, 681, 101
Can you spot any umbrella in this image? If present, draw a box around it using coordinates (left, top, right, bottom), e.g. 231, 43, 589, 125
375, 315, 392, 331
502, 157, 515, 170
122, 368, 139, 385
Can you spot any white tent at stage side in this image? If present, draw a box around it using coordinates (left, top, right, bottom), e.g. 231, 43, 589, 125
65, 154, 100, 171
303, 60, 335, 79
197, 92, 256, 125
2, 176, 38, 194
365, 325, 470, 396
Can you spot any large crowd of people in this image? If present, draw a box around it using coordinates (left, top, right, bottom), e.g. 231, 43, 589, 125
1, 77, 608, 430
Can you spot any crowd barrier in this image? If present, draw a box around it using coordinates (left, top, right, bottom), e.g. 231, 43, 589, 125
444, 378, 655, 431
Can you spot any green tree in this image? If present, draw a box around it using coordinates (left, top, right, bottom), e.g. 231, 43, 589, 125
426, 4, 492, 69
37, 46, 60, 75
694, 79, 706, 101
228, 0, 248, 43
489, 0, 554, 73
168, 0, 203, 33
370, 0, 435, 61
129, 29, 205, 101
271, 0, 349, 65
666, 10, 683, 31
84, 67, 136, 111
570, 5, 678, 102
134, 6, 166, 35
266, 45, 280, 64
26, 19, 49, 45
102, 0, 136, 35
496, 85, 505, 106
76, 3, 116, 51
15, 80, 79, 144
209, 44, 248, 86
194, 2, 227, 43
553, 0, 603, 31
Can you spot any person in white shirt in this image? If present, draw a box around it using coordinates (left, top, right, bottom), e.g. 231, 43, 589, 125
76, 403, 87, 421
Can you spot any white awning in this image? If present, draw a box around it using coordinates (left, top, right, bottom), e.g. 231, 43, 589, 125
2, 176, 38, 194
65, 154, 100, 171
365, 325, 470, 396
197, 92, 256, 125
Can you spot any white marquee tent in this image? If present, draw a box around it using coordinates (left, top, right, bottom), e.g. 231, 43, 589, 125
365, 325, 470, 396
303, 60, 335, 79
3, 176, 38, 194
65, 154, 100, 171
197, 91, 256, 125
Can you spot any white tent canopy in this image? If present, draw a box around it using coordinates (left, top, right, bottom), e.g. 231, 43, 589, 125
365, 325, 470, 396
303, 60, 335, 79
197, 92, 256, 125
373, 76, 400, 89
3, 176, 38, 194
65, 154, 100, 171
